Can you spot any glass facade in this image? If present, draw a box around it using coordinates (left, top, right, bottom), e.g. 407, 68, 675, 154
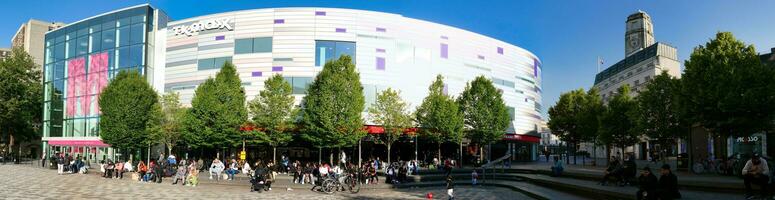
315, 40, 355, 66
42, 6, 154, 139
234, 37, 272, 54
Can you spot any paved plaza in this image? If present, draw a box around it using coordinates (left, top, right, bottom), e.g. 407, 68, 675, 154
0, 164, 529, 200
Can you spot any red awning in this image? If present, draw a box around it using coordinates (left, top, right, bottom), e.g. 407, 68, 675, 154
47, 139, 110, 147
502, 134, 540, 143
364, 125, 418, 135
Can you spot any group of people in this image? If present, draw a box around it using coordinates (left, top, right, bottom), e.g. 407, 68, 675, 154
634, 164, 681, 200
53, 153, 88, 175
600, 155, 638, 186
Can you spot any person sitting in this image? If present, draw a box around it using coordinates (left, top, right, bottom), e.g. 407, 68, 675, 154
657, 164, 681, 200
621, 155, 637, 186
551, 156, 564, 177
210, 158, 225, 181
635, 167, 658, 200
600, 157, 622, 186
742, 154, 769, 199
172, 163, 188, 185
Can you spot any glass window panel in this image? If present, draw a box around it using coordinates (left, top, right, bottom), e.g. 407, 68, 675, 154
252, 37, 272, 53
55, 35, 65, 44
131, 14, 146, 24
66, 32, 76, 41
129, 45, 144, 67
130, 24, 144, 45
87, 118, 99, 137
90, 32, 102, 53
54, 44, 65, 61
117, 17, 131, 27
90, 24, 101, 33
45, 64, 53, 82
54, 61, 65, 80
198, 58, 215, 70
77, 28, 89, 37
101, 29, 115, 50
234, 38, 253, 54
335, 41, 355, 62
292, 77, 312, 94
67, 40, 76, 58
46, 47, 53, 64
315, 41, 335, 66
50, 124, 62, 138
108, 50, 117, 71
52, 80, 65, 100
118, 47, 131, 68
102, 20, 116, 30
213, 57, 232, 69
117, 26, 130, 47
77, 37, 88, 56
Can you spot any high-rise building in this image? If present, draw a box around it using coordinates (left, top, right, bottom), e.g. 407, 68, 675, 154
586, 11, 682, 160
11, 19, 66, 67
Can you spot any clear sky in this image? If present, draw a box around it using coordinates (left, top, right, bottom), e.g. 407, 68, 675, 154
2, 0, 774, 118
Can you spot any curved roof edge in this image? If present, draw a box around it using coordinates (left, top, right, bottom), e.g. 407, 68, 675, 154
169, 7, 541, 62
45, 3, 153, 34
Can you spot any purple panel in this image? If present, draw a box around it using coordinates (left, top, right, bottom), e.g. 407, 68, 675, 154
315, 11, 326, 16
252, 71, 263, 77
272, 66, 283, 72
274, 19, 285, 24
215, 35, 225, 40
376, 27, 386, 32
478, 55, 485, 60
376, 48, 386, 53
335, 28, 346, 33
440, 43, 448, 59
533, 58, 539, 77
497, 47, 503, 54
376, 57, 385, 70
440, 35, 448, 40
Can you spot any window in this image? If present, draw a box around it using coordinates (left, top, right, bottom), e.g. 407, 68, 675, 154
315, 41, 356, 66
440, 43, 448, 59
117, 26, 131, 47
234, 37, 273, 54
90, 32, 102, 53
197, 57, 232, 70
76, 37, 88, 56
507, 106, 515, 120
67, 40, 76, 58
627, 72, 633, 77
634, 80, 640, 86
129, 24, 144, 45
118, 47, 131, 68
644, 76, 651, 82
102, 29, 115, 50
283, 77, 313, 94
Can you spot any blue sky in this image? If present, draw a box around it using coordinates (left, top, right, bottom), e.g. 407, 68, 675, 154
2, 0, 774, 118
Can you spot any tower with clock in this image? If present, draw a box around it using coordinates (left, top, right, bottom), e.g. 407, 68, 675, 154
625, 10, 655, 56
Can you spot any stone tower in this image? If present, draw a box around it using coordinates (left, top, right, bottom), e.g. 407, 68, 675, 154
625, 10, 655, 56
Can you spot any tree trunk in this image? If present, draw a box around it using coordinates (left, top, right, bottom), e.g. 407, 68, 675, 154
329, 150, 333, 166
459, 141, 463, 168
387, 143, 392, 166
167, 144, 172, 156
438, 143, 442, 161
358, 140, 362, 167
593, 142, 597, 166
572, 142, 577, 165
565, 142, 570, 165
273, 146, 277, 164
318, 147, 322, 164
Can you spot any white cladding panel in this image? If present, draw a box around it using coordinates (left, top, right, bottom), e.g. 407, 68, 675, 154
165, 8, 542, 135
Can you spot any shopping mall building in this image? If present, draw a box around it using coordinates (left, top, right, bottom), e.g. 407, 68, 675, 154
41, 4, 543, 163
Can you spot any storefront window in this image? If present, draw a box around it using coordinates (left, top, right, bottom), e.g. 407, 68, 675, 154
315, 41, 355, 66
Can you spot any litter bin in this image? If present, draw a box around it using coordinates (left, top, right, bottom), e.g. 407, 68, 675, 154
677, 153, 688, 169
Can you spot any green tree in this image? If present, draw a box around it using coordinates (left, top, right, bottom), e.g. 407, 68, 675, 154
0, 47, 42, 157
299, 55, 366, 163
636, 71, 684, 163
579, 88, 604, 165
548, 89, 586, 164
598, 85, 640, 158
147, 92, 186, 155
183, 61, 247, 154
248, 74, 296, 163
368, 88, 412, 165
99, 70, 158, 156
458, 76, 510, 162
415, 75, 464, 162
681, 32, 775, 156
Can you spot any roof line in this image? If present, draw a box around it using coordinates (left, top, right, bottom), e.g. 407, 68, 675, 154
45, 3, 152, 34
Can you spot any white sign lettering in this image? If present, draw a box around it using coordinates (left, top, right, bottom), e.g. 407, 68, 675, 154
172, 18, 233, 36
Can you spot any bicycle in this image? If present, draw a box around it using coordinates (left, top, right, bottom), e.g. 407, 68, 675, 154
321, 172, 361, 194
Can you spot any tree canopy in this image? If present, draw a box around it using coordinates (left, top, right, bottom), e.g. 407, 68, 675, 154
0, 47, 42, 152
248, 74, 296, 148
99, 70, 158, 152
183, 61, 247, 149
415, 75, 465, 144
681, 32, 775, 138
458, 76, 510, 146
637, 71, 685, 142
368, 88, 412, 164
147, 91, 186, 155
598, 85, 640, 149
299, 55, 366, 149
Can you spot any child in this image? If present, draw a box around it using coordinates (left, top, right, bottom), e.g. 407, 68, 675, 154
471, 170, 478, 186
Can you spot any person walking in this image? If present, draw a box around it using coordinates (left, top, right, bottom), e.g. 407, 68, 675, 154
445, 175, 455, 200
657, 164, 681, 200
742, 154, 769, 199
635, 167, 658, 200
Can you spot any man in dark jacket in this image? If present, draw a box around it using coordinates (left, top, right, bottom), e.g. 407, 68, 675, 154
636, 167, 658, 200
657, 164, 681, 200
445, 175, 455, 200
